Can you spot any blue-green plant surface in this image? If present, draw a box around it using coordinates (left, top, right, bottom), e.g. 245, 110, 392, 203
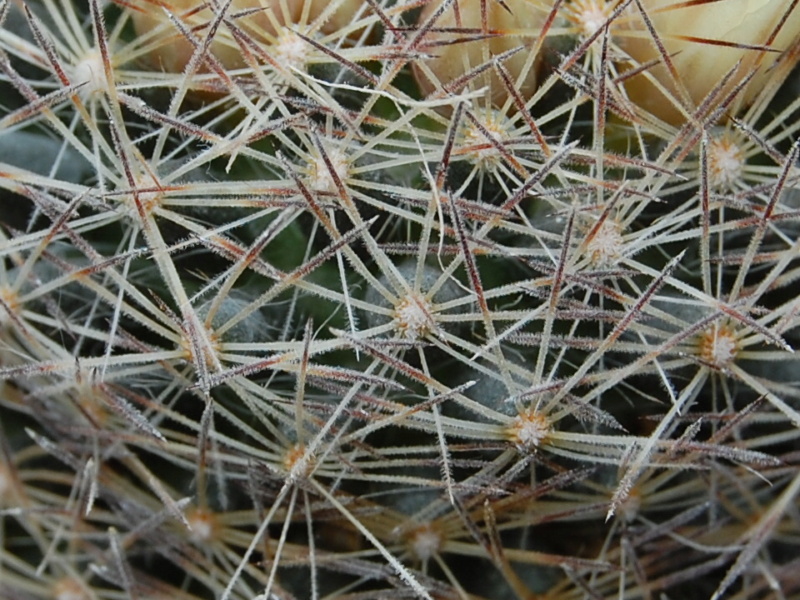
1, 0, 800, 599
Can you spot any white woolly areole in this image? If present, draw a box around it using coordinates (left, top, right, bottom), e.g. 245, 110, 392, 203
274, 30, 310, 73
586, 219, 624, 267
393, 292, 436, 340
699, 324, 738, 368
462, 112, 510, 169
72, 49, 107, 96
508, 409, 552, 451
707, 136, 744, 190
187, 510, 215, 542
190, 518, 213, 542
566, 0, 613, 39
283, 443, 315, 481
409, 524, 442, 562
310, 147, 349, 193
117, 174, 164, 222
618, 488, 642, 523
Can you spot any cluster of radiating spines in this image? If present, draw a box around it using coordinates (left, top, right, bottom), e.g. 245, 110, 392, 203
2, 0, 800, 598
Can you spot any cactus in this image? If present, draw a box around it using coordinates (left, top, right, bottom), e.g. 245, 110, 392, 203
1, 0, 800, 599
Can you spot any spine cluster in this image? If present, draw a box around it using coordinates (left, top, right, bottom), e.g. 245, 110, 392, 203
1, 1, 799, 599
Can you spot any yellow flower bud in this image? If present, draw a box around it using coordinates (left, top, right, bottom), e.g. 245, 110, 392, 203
412, 0, 549, 108
618, 0, 800, 125
132, 0, 367, 73
131, 0, 285, 72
